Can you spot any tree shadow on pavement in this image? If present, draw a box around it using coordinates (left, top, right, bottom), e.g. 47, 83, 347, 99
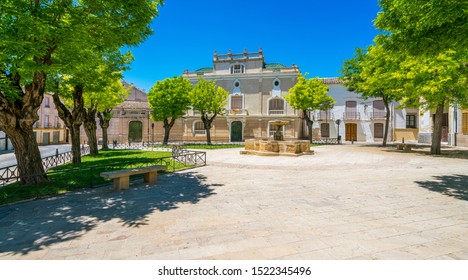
415, 174, 468, 201
0, 171, 218, 256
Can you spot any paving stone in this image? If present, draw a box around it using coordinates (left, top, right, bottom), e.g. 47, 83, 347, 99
1, 145, 468, 259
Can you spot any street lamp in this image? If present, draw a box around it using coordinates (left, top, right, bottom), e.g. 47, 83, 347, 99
335, 119, 341, 144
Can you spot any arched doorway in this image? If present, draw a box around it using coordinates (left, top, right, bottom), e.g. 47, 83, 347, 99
345, 123, 357, 141
128, 121, 143, 142
230, 121, 243, 142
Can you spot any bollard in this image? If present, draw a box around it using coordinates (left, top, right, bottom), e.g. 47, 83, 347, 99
402, 137, 405, 144
56, 148, 59, 156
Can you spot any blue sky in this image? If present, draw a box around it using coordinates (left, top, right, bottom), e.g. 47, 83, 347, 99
123, 0, 381, 92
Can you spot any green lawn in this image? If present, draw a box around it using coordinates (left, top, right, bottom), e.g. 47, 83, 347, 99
0, 150, 186, 206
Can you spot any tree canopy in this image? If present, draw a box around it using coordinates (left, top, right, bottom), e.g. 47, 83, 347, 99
148, 76, 192, 144
375, 0, 467, 54
0, 0, 162, 183
190, 77, 228, 144
285, 73, 333, 142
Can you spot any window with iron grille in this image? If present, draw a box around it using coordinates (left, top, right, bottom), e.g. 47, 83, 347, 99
231, 95, 243, 109
320, 123, 330, 137
406, 114, 417, 128
269, 98, 285, 115
374, 123, 384, 138
194, 121, 205, 135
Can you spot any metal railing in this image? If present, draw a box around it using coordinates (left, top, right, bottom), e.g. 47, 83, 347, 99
343, 112, 360, 120
370, 111, 387, 119
268, 110, 285, 115
0, 143, 206, 187
0, 146, 90, 186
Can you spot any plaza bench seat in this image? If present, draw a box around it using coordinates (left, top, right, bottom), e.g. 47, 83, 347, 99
100, 165, 167, 190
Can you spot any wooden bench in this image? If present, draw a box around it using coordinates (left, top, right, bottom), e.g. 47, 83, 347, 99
396, 143, 416, 152
100, 165, 167, 190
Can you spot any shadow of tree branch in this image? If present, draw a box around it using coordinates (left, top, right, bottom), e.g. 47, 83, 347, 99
415, 174, 468, 201
0, 171, 218, 256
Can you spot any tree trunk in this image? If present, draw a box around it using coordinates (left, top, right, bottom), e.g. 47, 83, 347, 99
431, 102, 445, 155
69, 124, 82, 165
303, 110, 314, 143
7, 126, 48, 184
97, 110, 111, 150
162, 118, 176, 145
83, 107, 99, 156
382, 96, 391, 147
202, 113, 216, 145
52, 84, 85, 165
0, 71, 48, 184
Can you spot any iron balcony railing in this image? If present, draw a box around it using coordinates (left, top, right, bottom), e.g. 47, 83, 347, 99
268, 110, 285, 115
370, 111, 387, 119
343, 112, 360, 120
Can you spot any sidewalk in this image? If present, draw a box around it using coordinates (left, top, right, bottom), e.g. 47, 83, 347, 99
0, 144, 72, 168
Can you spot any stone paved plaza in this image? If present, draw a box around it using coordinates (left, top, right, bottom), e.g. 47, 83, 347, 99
1, 144, 467, 260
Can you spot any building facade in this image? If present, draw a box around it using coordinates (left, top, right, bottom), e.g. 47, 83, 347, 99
81, 81, 154, 145
87, 49, 467, 148
33, 93, 67, 145
179, 48, 302, 142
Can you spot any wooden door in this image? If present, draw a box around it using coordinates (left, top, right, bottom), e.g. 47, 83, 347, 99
345, 123, 357, 141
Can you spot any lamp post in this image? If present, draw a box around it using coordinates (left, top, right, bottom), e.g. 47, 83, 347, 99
335, 119, 341, 144
151, 123, 154, 143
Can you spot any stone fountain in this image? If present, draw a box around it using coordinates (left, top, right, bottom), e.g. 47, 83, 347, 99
240, 120, 314, 157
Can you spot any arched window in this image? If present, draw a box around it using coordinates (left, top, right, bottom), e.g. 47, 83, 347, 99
230, 64, 245, 74
269, 98, 285, 115
193, 121, 205, 135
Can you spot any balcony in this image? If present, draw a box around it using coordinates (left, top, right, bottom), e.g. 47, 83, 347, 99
370, 111, 387, 119
229, 109, 248, 116
268, 110, 285, 115
317, 111, 334, 121
343, 112, 360, 120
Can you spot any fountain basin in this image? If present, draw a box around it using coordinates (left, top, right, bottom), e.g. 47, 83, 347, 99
241, 139, 314, 157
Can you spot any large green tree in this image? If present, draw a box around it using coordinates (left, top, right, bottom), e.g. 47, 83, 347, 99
190, 77, 228, 145
148, 76, 192, 145
375, 0, 467, 54
341, 44, 402, 146
0, 0, 162, 183
395, 50, 468, 154
375, 0, 468, 154
285, 74, 334, 143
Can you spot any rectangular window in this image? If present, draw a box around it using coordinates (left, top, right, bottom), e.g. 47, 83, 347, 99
194, 121, 205, 135
231, 96, 243, 109
345, 101, 358, 119
320, 123, 330, 137
462, 112, 468, 135
44, 115, 49, 128
374, 123, 384, 138
44, 97, 50, 108
406, 114, 416, 128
